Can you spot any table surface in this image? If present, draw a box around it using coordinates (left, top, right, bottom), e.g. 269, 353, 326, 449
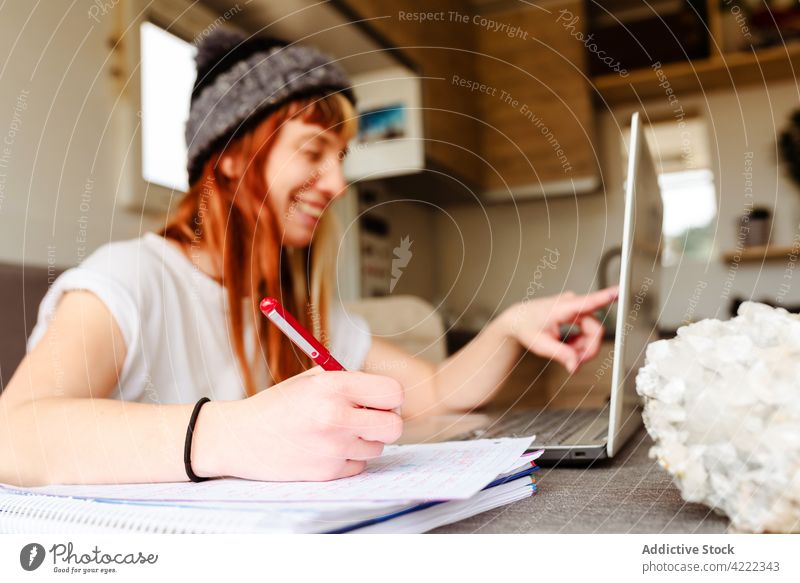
432, 427, 731, 534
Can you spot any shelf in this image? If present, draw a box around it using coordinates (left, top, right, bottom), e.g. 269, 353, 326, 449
721, 244, 798, 263
593, 42, 800, 105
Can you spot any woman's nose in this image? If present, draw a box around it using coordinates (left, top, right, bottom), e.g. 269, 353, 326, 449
316, 161, 347, 200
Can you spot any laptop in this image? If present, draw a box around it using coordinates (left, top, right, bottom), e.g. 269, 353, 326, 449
401, 112, 663, 463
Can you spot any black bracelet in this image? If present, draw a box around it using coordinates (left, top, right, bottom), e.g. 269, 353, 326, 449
184, 397, 212, 482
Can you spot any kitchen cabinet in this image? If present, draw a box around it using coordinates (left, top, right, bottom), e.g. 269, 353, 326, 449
591, 0, 800, 104
338, 0, 599, 200
475, 0, 599, 198
335, 0, 483, 187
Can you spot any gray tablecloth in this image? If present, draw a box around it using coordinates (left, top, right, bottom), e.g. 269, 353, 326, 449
432, 427, 730, 533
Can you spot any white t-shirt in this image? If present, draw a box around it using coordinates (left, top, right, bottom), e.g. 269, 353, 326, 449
27, 232, 372, 404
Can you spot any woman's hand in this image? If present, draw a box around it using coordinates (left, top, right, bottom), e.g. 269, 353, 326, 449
499, 286, 619, 374
192, 367, 404, 482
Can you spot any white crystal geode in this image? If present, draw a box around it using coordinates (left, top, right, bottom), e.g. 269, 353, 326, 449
636, 301, 800, 533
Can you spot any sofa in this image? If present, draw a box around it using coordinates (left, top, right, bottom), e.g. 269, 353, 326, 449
0, 262, 58, 392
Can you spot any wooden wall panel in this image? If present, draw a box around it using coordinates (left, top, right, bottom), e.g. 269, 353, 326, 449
339, 0, 598, 195
476, 1, 598, 192
338, 0, 483, 186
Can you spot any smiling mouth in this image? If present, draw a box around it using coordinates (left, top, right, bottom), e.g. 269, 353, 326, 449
294, 198, 324, 220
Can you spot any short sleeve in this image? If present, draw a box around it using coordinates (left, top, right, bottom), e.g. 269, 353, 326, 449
27, 268, 139, 355
26, 243, 146, 402
329, 306, 372, 371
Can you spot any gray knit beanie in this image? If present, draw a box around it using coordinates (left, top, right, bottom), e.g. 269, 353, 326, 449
185, 28, 357, 185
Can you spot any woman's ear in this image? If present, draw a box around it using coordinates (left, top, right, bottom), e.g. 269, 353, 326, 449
218, 153, 241, 182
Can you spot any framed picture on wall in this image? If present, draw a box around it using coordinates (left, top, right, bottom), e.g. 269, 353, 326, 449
357, 104, 407, 143
343, 66, 424, 182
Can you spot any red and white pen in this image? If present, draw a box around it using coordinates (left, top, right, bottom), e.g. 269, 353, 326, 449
259, 297, 346, 371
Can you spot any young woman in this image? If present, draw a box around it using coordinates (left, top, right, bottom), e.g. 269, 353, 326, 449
0, 30, 617, 487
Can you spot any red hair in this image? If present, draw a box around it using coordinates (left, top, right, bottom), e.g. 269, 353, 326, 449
160, 93, 356, 396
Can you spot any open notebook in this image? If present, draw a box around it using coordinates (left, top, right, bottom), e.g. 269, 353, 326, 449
0, 437, 543, 534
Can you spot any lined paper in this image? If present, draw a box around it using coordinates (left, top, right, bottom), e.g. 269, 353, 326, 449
7, 436, 535, 503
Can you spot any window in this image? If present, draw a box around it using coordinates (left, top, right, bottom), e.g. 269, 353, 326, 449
657, 168, 716, 266
623, 115, 717, 266
140, 21, 196, 193
116, 1, 242, 214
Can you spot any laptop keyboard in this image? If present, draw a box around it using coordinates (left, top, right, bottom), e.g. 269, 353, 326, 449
455, 408, 608, 445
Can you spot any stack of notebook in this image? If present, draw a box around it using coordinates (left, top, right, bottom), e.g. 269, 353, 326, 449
0, 437, 542, 534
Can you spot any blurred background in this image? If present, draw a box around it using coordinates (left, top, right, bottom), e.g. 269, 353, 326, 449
2, 0, 800, 406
